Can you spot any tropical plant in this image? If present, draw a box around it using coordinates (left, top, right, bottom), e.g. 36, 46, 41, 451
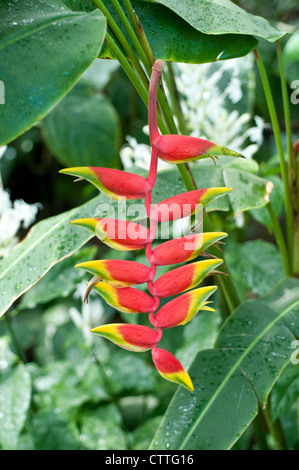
0, 0, 298, 451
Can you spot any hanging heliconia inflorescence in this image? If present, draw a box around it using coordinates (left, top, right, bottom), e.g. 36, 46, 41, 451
60, 60, 243, 392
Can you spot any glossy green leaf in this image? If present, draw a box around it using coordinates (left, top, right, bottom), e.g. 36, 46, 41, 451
41, 84, 121, 167
249, 175, 284, 231
152, 163, 272, 213
0, 0, 106, 146
99, 0, 257, 63
282, 30, 299, 83
150, 278, 299, 450
0, 194, 103, 318
0, 365, 31, 449
270, 360, 299, 421
224, 239, 284, 299
142, 0, 285, 41
17, 246, 97, 312
283, 30, 299, 64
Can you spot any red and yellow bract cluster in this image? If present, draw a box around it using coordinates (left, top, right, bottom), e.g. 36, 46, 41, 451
60, 60, 242, 391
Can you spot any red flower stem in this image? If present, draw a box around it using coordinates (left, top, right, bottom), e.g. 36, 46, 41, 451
144, 60, 165, 347
148, 60, 163, 146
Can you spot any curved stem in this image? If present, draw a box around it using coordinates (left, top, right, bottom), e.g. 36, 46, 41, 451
93, 0, 149, 88
109, 0, 152, 76
163, 62, 189, 135
263, 405, 288, 450
276, 41, 293, 182
123, 0, 155, 66
267, 202, 291, 276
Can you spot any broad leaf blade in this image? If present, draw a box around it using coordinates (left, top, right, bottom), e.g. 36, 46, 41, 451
150, 278, 299, 450
99, 0, 257, 63
0, 0, 106, 145
41, 84, 121, 167
152, 164, 272, 213
142, 0, 285, 41
0, 194, 103, 318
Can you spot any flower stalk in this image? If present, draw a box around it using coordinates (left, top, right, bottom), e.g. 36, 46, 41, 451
61, 60, 244, 391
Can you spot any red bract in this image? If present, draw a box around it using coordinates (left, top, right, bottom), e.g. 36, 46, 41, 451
154, 134, 243, 163
61, 59, 240, 392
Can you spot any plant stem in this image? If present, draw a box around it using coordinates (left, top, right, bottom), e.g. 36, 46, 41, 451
253, 410, 270, 450
163, 62, 189, 135
122, 0, 154, 66
100, 4, 242, 314
293, 215, 299, 277
93, 0, 149, 88
109, 0, 152, 76
267, 202, 291, 276
105, 33, 196, 192
276, 41, 294, 185
255, 47, 293, 264
263, 405, 288, 450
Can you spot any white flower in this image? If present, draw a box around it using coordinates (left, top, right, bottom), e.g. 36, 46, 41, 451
175, 54, 265, 159
120, 55, 264, 170
120, 134, 171, 172
0, 163, 41, 257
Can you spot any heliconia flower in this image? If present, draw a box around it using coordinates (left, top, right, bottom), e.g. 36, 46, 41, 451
152, 348, 194, 391
92, 281, 156, 314
153, 258, 222, 298
75, 259, 151, 287
153, 134, 244, 164
91, 323, 159, 352
61, 59, 241, 392
154, 285, 217, 328
71, 217, 152, 251
59, 167, 151, 200
151, 188, 232, 222
152, 232, 227, 266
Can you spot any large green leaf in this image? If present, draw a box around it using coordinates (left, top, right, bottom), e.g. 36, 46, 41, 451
99, 0, 257, 63
0, 194, 103, 318
153, 162, 273, 213
142, 0, 285, 41
150, 278, 299, 450
0, 0, 106, 146
41, 84, 121, 167
224, 239, 285, 299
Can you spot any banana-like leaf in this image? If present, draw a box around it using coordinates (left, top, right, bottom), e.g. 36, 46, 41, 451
0, 194, 103, 318
0, 0, 106, 145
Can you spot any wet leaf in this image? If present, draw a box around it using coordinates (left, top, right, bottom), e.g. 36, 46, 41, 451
150, 278, 299, 450
0, 0, 106, 145
0, 194, 103, 318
